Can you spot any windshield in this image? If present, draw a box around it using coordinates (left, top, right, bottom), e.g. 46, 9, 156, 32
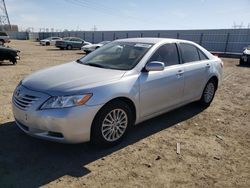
99, 41, 110, 45
78, 42, 152, 70
63, 37, 71, 41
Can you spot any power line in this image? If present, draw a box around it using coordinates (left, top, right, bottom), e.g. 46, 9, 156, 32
64, 0, 164, 27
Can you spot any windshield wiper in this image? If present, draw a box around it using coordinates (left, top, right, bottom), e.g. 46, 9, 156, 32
85, 63, 105, 68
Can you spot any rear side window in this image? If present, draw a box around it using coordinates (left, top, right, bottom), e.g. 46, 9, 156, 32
71, 38, 82, 42
149, 43, 180, 66
180, 43, 200, 63
198, 49, 209, 60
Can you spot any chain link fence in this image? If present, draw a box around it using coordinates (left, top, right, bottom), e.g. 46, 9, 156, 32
8, 29, 250, 54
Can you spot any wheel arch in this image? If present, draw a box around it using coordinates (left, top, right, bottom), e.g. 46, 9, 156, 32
208, 75, 219, 90
91, 96, 137, 128
103, 97, 136, 124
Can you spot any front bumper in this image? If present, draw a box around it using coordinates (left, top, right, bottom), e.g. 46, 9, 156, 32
12, 85, 102, 143
241, 54, 250, 63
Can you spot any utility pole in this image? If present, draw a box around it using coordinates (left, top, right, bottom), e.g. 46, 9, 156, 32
91, 25, 97, 31
0, 0, 11, 31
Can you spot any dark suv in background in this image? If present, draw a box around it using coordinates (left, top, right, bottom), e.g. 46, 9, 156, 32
0, 32, 10, 45
240, 46, 250, 65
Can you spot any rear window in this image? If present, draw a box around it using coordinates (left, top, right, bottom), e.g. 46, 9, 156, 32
198, 49, 209, 60
0, 32, 8, 36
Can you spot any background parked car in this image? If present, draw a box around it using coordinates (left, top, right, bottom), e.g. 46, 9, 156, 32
240, 46, 250, 65
0, 31, 10, 45
40, 37, 62, 46
0, 46, 20, 65
81, 41, 110, 53
55, 37, 91, 50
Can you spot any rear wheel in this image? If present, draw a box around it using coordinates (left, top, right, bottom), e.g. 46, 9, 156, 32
91, 100, 132, 147
66, 45, 72, 50
46, 42, 50, 46
199, 79, 216, 107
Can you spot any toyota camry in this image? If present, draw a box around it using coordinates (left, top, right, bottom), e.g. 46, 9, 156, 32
12, 38, 223, 146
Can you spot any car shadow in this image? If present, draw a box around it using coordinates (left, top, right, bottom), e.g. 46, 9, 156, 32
46, 49, 81, 51
76, 52, 86, 55
236, 64, 250, 68
0, 102, 205, 187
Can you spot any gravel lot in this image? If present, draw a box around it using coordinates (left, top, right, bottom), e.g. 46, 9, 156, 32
0, 40, 249, 188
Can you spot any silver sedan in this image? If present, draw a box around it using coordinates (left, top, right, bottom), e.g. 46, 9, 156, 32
12, 38, 223, 146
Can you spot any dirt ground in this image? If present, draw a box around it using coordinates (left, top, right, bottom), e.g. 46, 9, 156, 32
0, 40, 249, 188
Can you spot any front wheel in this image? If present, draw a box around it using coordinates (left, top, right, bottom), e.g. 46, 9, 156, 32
11, 59, 17, 65
91, 100, 132, 147
199, 80, 216, 107
239, 59, 245, 66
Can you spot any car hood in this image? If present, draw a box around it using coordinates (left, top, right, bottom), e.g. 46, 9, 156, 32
243, 49, 250, 55
22, 62, 126, 95
0, 46, 19, 53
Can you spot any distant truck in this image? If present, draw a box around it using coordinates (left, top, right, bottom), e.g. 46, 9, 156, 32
0, 32, 10, 45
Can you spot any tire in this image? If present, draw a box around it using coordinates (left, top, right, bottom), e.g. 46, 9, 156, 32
91, 100, 132, 147
11, 58, 17, 65
239, 59, 245, 66
0, 40, 4, 46
46, 42, 50, 46
199, 79, 217, 107
66, 45, 72, 50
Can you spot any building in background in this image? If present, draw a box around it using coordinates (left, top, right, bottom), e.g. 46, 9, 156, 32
0, 24, 18, 31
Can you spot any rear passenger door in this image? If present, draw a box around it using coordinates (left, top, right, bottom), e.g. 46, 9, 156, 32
71, 38, 83, 48
178, 43, 210, 102
139, 43, 185, 117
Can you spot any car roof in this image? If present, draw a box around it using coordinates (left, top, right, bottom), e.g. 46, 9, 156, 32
116, 37, 191, 44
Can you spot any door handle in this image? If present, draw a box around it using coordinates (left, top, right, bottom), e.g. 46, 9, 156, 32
176, 70, 184, 77
206, 64, 211, 68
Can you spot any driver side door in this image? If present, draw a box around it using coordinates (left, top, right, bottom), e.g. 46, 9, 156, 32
139, 43, 185, 118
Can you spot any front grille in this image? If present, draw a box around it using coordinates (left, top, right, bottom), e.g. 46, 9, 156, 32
13, 91, 39, 111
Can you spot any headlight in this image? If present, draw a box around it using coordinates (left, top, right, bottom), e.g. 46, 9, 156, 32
40, 94, 92, 110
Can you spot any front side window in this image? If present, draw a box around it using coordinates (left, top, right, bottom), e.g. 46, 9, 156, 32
148, 43, 180, 66
180, 43, 200, 63
78, 42, 152, 70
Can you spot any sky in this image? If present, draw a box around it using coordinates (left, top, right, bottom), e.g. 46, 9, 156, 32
4, 0, 250, 31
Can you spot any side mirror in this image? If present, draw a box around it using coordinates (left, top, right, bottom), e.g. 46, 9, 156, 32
145, 61, 165, 72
